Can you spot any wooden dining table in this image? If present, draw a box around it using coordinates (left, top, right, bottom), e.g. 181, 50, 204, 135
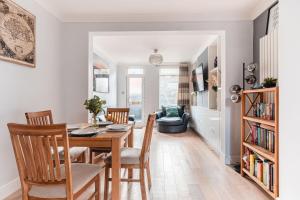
57, 123, 134, 200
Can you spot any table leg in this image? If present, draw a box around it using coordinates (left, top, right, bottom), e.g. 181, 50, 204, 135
128, 126, 134, 179
111, 138, 121, 200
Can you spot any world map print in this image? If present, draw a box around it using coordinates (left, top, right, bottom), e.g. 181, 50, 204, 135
0, 0, 35, 67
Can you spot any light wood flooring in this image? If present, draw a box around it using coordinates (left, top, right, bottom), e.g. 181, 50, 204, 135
6, 128, 271, 200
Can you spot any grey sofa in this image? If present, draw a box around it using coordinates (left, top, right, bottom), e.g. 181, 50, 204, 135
156, 106, 190, 133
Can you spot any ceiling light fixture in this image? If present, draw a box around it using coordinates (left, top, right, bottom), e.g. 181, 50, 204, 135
149, 49, 163, 66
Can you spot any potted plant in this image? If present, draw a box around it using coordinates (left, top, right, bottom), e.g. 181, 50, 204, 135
262, 77, 277, 88
84, 95, 106, 126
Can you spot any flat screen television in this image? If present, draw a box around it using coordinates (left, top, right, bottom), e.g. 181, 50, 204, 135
192, 63, 208, 92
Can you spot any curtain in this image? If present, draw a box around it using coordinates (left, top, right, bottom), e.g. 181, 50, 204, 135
177, 63, 190, 110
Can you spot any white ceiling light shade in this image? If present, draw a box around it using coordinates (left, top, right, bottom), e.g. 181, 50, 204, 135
149, 49, 163, 66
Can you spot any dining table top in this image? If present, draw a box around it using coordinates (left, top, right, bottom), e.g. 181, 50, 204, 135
62, 122, 134, 147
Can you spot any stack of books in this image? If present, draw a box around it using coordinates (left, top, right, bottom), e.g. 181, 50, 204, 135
253, 103, 275, 120
251, 124, 275, 153
243, 151, 274, 191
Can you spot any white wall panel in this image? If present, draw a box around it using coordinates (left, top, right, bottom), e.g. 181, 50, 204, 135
260, 28, 278, 83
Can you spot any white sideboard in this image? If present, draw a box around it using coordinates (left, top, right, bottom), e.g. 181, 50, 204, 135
190, 106, 221, 155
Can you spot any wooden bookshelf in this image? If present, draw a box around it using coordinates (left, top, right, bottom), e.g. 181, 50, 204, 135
241, 87, 279, 198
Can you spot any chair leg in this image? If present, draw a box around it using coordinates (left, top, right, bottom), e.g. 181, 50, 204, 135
104, 166, 110, 200
146, 162, 152, 190
139, 168, 147, 200
95, 174, 100, 200
22, 185, 29, 200
89, 149, 94, 164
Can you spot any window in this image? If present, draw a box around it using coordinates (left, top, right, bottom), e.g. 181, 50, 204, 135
159, 68, 179, 107
128, 68, 144, 75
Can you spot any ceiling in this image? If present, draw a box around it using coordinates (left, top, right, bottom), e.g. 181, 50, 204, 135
93, 32, 217, 65
34, 0, 266, 22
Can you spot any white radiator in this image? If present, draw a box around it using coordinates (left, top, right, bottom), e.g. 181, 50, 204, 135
259, 28, 278, 83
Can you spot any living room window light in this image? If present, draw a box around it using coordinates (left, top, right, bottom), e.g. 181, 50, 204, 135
159, 68, 179, 108
128, 68, 144, 75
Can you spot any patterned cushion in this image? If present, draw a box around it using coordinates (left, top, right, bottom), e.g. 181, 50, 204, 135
28, 163, 101, 199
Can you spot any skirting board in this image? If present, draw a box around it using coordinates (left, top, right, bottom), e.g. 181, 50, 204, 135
0, 177, 20, 199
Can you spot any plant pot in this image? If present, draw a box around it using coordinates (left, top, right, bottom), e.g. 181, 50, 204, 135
263, 82, 277, 88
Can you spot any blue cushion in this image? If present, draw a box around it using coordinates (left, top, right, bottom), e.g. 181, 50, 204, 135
166, 106, 179, 117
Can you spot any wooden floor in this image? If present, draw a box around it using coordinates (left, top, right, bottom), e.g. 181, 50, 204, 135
6, 128, 271, 200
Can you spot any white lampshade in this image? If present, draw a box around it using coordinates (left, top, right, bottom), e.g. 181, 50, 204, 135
149, 49, 163, 66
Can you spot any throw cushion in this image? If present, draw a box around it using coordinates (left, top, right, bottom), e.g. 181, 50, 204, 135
166, 106, 179, 117
177, 105, 185, 117
161, 106, 167, 117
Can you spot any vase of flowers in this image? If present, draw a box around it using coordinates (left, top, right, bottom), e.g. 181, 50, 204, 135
84, 96, 106, 126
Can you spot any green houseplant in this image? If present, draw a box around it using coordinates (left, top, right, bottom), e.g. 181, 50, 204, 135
262, 77, 277, 88
84, 95, 106, 126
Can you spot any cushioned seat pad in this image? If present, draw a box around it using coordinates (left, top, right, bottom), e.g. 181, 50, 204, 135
105, 147, 142, 165
57, 147, 88, 161
29, 163, 101, 199
156, 117, 183, 126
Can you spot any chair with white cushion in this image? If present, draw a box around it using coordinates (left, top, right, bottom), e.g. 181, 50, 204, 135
7, 123, 101, 200
104, 113, 156, 200
25, 110, 88, 163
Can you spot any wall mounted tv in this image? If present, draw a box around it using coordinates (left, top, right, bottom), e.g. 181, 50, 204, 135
192, 63, 208, 92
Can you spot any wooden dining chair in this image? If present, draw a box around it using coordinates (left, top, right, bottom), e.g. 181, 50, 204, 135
106, 108, 130, 124
90, 108, 130, 164
103, 113, 156, 200
25, 110, 88, 163
7, 123, 101, 200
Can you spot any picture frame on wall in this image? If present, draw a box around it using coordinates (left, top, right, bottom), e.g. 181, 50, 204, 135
0, 0, 36, 68
266, 1, 279, 34
93, 68, 110, 93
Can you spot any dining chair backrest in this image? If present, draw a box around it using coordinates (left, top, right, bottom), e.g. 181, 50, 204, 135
25, 110, 53, 125
107, 108, 130, 124
140, 113, 156, 164
7, 123, 73, 197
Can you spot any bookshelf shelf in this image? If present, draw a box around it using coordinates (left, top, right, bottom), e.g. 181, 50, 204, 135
241, 87, 279, 199
242, 142, 275, 162
243, 116, 275, 127
242, 87, 277, 94
242, 169, 276, 198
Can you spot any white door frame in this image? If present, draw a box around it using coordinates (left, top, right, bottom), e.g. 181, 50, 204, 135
126, 74, 145, 127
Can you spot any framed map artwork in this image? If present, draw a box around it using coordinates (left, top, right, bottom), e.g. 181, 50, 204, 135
0, 0, 36, 67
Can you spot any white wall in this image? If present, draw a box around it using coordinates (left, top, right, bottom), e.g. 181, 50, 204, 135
61, 22, 253, 164
279, 1, 300, 199
0, 0, 64, 198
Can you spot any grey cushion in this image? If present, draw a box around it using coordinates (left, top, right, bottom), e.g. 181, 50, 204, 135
58, 147, 88, 161
156, 117, 183, 126
105, 147, 141, 165
29, 163, 101, 199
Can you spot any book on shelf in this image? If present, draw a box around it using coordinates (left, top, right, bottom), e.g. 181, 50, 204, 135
243, 150, 274, 192
251, 124, 275, 153
253, 102, 275, 120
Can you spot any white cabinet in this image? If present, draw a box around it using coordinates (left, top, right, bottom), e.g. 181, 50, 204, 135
190, 106, 221, 154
